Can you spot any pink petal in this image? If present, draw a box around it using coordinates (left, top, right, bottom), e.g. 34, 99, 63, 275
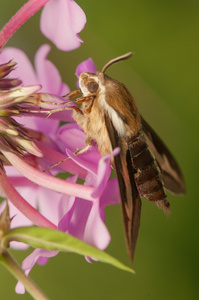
76, 58, 97, 77
58, 123, 86, 152
36, 188, 62, 225
40, 0, 86, 51
82, 198, 111, 250
22, 248, 58, 271
92, 148, 120, 198
65, 198, 92, 240
58, 196, 77, 232
0, 169, 56, 229
61, 196, 110, 250
58, 177, 78, 231
66, 149, 98, 176
0, 47, 37, 85
16, 248, 58, 294
34, 140, 87, 179
58, 123, 101, 169
58, 174, 111, 249
35, 44, 70, 94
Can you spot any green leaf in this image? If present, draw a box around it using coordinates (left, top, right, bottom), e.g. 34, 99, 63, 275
1, 226, 134, 274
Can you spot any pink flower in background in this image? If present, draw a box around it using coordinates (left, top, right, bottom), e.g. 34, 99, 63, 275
0, 0, 86, 51
41, 0, 86, 51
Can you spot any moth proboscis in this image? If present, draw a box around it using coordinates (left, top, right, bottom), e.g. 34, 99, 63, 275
65, 52, 186, 263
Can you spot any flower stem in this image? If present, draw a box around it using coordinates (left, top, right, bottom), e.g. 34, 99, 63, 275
0, 0, 49, 50
0, 249, 49, 300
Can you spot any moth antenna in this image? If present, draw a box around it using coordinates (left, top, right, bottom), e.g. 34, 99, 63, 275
101, 52, 134, 73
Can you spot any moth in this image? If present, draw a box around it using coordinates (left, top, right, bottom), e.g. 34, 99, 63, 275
67, 52, 185, 263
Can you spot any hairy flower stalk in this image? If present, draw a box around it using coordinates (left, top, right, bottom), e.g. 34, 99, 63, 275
0, 0, 49, 51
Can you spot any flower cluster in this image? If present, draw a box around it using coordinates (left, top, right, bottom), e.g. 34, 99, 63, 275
0, 0, 120, 294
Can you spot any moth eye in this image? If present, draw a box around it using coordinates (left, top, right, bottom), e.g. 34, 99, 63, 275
87, 81, 99, 93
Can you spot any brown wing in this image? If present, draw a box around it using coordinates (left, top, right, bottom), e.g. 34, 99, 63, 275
104, 113, 142, 263
141, 117, 186, 195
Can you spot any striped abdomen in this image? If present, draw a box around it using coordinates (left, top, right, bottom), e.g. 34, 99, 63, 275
128, 131, 170, 213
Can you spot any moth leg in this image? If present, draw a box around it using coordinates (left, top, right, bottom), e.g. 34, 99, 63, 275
63, 89, 80, 99
74, 144, 92, 155
86, 97, 95, 113
75, 96, 95, 114
70, 106, 84, 115
45, 104, 83, 119
76, 95, 95, 103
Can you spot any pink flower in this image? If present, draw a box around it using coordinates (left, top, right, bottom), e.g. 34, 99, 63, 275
0, 44, 72, 134
40, 0, 86, 51
0, 0, 86, 52
16, 146, 120, 294
0, 47, 94, 231
0, 48, 120, 273
0, 50, 121, 294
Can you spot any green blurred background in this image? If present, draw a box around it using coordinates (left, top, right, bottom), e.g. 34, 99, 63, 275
0, 0, 198, 299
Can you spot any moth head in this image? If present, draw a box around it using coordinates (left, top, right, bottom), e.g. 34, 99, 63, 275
79, 52, 133, 97
79, 72, 101, 97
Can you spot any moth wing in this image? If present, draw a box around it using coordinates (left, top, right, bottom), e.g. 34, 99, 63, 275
105, 113, 142, 263
141, 117, 186, 195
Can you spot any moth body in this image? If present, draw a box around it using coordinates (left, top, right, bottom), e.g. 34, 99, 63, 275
73, 71, 141, 156
71, 53, 185, 263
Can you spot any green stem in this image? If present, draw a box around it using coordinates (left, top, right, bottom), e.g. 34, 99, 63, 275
0, 249, 50, 300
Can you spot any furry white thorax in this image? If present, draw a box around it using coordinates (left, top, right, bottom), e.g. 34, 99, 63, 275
79, 73, 127, 138
98, 76, 127, 137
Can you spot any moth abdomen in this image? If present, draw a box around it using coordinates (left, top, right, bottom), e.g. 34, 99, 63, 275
128, 132, 170, 212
